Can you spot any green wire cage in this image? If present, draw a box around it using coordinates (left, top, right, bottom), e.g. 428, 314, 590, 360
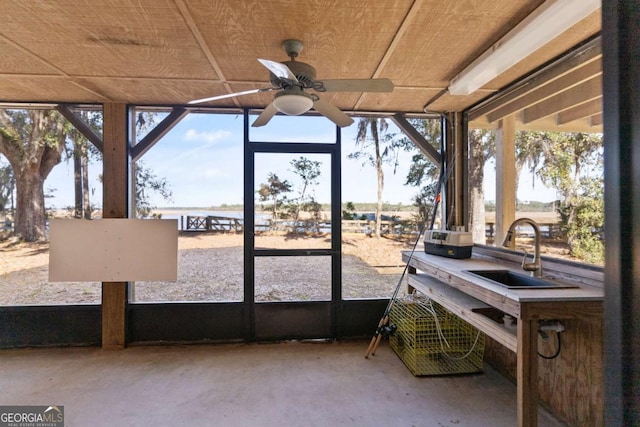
389, 297, 485, 376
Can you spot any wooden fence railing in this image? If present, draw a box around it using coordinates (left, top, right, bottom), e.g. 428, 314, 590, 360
181, 215, 416, 234
183, 215, 243, 232
485, 222, 562, 239
182, 215, 563, 238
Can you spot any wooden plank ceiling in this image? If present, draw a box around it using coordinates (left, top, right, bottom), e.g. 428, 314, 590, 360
0, 0, 601, 132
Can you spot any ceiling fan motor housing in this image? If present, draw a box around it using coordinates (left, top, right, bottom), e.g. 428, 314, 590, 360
270, 61, 317, 87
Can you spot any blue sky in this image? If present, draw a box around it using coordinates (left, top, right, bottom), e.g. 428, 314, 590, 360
42, 113, 557, 211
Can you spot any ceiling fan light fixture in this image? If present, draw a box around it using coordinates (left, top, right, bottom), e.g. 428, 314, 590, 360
272, 91, 314, 115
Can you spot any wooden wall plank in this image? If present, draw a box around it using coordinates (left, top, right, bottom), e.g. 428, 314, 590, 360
485, 310, 604, 426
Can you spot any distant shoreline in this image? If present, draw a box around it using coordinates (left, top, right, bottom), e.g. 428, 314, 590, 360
151, 208, 418, 222
153, 208, 560, 224
45, 207, 561, 225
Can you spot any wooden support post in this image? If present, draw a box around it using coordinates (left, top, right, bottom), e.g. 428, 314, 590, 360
452, 112, 465, 228
101, 103, 129, 350
602, 2, 640, 424
440, 112, 467, 229
517, 307, 539, 427
407, 265, 417, 294
495, 115, 516, 244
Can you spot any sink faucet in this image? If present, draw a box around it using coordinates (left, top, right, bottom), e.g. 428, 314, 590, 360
502, 218, 543, 277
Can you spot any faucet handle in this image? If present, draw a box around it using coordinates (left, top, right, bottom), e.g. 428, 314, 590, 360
521, 249, 541, 277
521, 249, 530, 269
521, 250, 537, 271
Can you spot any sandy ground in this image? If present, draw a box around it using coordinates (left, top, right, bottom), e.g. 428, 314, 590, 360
0, 232, 415, 305
0, 218, 574, 306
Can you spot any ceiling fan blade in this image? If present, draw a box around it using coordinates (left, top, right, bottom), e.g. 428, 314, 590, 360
188, 88, 274, 105
312, 98, 354, 128
251, 102, 279, 127
320, 78, 394, 92
257, 59, 298, 82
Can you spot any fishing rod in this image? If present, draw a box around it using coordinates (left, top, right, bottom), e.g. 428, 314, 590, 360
364, 153, 457, 359
364, 221, 426, 358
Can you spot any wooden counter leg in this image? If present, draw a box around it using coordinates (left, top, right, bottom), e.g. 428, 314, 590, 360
517, 315, 539, 427
407, 265, 417, 294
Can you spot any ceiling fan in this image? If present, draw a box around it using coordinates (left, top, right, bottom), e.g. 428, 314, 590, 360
188, 39, 394, 128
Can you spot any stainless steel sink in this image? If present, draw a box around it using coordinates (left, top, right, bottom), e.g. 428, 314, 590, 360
464, 269, 579, 289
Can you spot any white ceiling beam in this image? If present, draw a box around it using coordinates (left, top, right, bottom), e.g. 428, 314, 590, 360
486, 58, 602, 123
469, 37, 601, 120
589, 113, 603, 127
522, 76, 601, 124
557, 97, 602, 125
448, 0, 601, 96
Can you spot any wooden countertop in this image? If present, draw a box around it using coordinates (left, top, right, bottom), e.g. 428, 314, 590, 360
402, 251, 603, 304
402, 250, 603, 427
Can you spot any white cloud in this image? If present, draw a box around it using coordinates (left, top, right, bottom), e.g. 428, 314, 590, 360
169, 129, 235, 163
184, 129, 231, 143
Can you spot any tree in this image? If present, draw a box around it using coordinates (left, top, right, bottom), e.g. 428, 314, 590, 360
342, 201, 357, 220
257, 173, 293, 222
563, 175, 604, 264
301, 197, 323, 232
131, 111, 177, 219
62, 110, 169, 220
289, 156, 321, 221
66, 110, 102, 219
516, 131, 604, 261
1, 108, 172, 240
468, 129, 495, 243
0, 109, 68, 241
402, 118, 442, 225
539, 132, 603, 259
134, 161, 173, 219
349, 117, 403, 238
0, 159, 14, 215
515, 130, 550, 196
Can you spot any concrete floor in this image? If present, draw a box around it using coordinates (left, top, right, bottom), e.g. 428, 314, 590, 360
0, 340, 564, 427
